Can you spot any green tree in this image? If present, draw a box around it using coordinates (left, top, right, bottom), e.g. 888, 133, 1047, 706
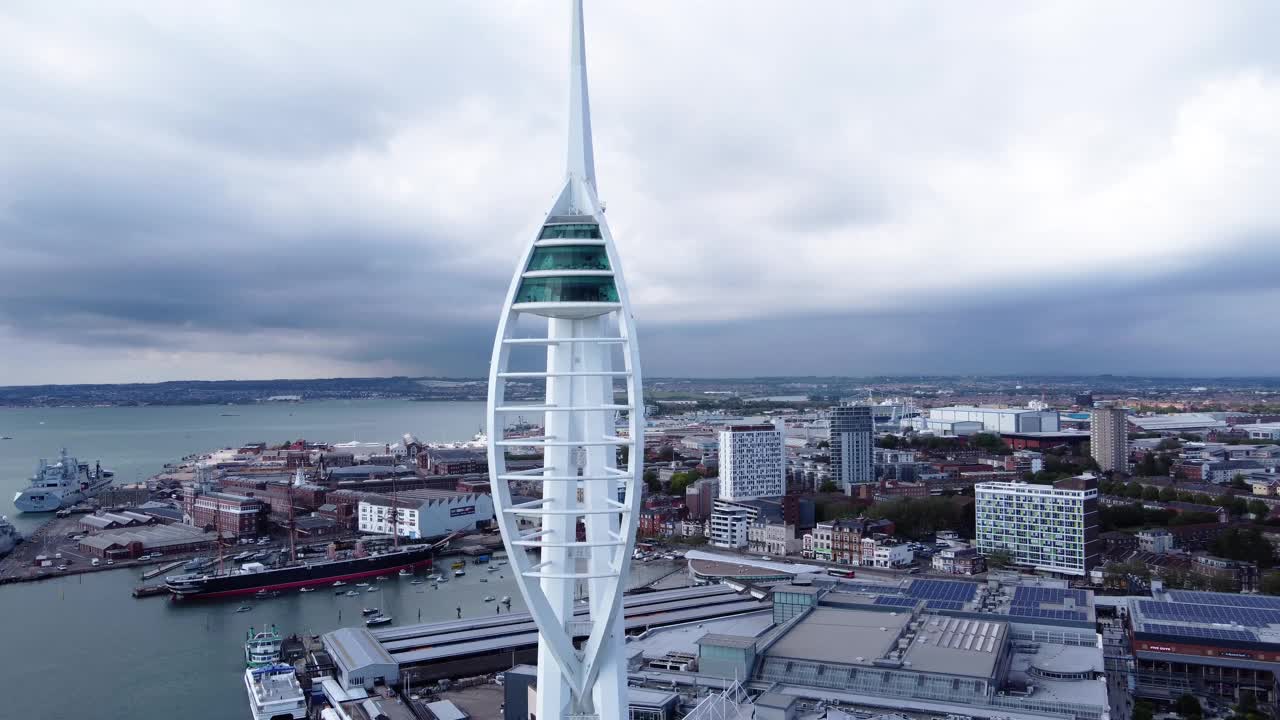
970, 433, 1010, 455
1142, 485, 1161, 501
643, 469, 660, 493
986, 549, 1012, 569
1133, 701, 1155, 720
668, 471, 700, 496
1247, 499, 1270, 519
1259, 572, 1280, 596
1231, 474, 1250, 490
877, 435, 900, 449
1175, 693, 1202, 720
819, 480, 838, 493
1159, 486, 1178, 502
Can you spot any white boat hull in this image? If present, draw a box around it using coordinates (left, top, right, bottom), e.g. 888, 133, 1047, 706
14, 488, 78, 513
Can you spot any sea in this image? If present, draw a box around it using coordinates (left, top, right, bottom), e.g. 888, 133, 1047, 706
0, 400, 680, 720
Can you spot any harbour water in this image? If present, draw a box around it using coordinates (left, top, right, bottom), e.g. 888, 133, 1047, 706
0, 400, 683, 719
0, 399, 486, 535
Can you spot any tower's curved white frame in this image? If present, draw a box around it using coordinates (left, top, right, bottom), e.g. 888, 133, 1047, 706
485, 2, 643, 718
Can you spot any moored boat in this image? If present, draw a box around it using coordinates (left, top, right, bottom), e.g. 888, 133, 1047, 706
13, 449, 113, 513
164, 544, 435, 600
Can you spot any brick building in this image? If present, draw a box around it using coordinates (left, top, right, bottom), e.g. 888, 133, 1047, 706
184, 488, 266, 539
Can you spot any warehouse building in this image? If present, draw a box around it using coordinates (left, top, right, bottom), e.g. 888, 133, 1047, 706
357, 489, 494, 540
919, 406, 1060, 435
79, 523, 217, 559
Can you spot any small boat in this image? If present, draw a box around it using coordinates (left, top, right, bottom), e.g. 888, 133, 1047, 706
375, 575, 388, 581
398, 569, 413, 576
484, 595, 495, 602
332, 581, 346, 587
366, 586, 380, 593
454, 569, 465, 577
409, 579, 424, 585
343, 590, 359, 597
254, 590, 270, 599
299, 587, 314, 593
355, 582, 369, 587
501, 596, 511, 604
487, 566, 499, 572
0, 436, 12, 440
438, 575, 449, 583
451, 560, 465, 570
480, 578, 488, 583
365, 614, 392, 627
428, 574, 441, 581
236, 605, 253, 613
362, 608, 380, 615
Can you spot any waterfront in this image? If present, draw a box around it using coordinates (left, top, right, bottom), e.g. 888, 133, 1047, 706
0, 551, 682, 720
0, 399, 684, 719
0, 399, 486, 536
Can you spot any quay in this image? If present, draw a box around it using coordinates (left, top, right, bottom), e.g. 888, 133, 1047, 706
132, 584, 169, 598
141, 559, 185, 580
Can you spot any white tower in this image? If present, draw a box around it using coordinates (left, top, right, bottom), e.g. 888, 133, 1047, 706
485, 2, 644, 718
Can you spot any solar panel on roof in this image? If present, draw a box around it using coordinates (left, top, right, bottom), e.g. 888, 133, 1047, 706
925, 600, 966, 611
1167, 590, 1280, 611
1140, 623, 1257, 643
907, 579, 978, 602
1136, 600, 1280, 628
873, 596, 917, 608
1010, 586, 1088, 608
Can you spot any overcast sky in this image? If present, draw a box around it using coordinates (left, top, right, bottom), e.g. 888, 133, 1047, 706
1, 1, 1278, 385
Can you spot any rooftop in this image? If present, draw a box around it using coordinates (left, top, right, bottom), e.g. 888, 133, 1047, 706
766, 607, 910, 666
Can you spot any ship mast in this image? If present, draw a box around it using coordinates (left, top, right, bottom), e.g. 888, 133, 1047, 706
391, 476, 400, 549
288, 468, 300, 563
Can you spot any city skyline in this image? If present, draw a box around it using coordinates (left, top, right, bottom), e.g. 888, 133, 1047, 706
3, 2, 1280, 384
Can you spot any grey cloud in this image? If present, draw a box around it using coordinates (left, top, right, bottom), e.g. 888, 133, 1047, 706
0, 1, 1279, 384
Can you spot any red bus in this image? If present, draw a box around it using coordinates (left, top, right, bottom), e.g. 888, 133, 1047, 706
827, 568, 856, 579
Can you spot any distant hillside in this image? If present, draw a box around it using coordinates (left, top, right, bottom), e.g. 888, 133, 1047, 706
0, 377, 489, 407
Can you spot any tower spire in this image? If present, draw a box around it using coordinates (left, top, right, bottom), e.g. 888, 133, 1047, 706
567, 0, 596, 190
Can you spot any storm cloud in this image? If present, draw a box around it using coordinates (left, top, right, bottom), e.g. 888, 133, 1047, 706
1, 1, 1278, 383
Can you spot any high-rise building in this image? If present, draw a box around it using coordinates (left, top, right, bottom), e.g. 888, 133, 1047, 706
974, 476, 1101, 577
1090, 403, 1128, 473
719, 424, 785, 501
484, 2, 642, 717
829, 404, 873, 492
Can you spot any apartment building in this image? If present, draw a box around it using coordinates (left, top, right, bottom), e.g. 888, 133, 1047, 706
719, 424, 785, 501
975, 475, 1101, 577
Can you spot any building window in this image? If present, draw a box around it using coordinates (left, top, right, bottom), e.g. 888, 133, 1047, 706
515, 276, 619, 303
526, 245, 610, 271
538, 223, 601, 240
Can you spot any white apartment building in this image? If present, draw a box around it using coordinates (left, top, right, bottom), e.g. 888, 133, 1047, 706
357, 490, 494, 540
974, 477, 1101, 577
860, 536, 914, 568
719, 423, 785, 501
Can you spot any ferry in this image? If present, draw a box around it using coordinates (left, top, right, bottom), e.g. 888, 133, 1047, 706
244, 626, 283, 668
245, 665, 306, 720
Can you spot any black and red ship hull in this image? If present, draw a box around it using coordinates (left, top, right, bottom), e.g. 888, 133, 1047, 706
166, 546, 434, 600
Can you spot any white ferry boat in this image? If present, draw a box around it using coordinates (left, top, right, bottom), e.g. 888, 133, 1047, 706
244, 665, 306, 720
